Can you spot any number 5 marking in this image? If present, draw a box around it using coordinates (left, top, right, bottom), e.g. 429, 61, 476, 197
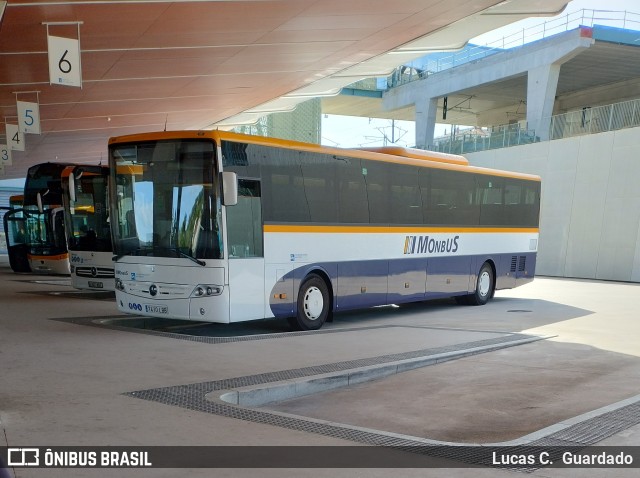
24, 109, 34, 126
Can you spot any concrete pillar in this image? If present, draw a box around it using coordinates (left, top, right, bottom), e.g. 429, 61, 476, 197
415, 97, 438, 150
527, 64, 560, 141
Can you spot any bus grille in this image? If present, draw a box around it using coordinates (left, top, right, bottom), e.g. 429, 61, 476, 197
75, 266, 115, 279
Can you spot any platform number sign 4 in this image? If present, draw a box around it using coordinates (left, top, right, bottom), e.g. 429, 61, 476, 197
0, 144, 11, 166
47, 34, 82, 88
6, 124, 25, 152
17, 101, 41, 135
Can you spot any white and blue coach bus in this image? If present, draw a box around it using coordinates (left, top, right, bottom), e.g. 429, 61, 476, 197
108, 131, 540, 330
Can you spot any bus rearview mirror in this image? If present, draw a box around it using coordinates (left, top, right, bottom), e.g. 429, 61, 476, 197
222, 171, 238, 206
68, 172, 76, 203
36, 191, 44, 213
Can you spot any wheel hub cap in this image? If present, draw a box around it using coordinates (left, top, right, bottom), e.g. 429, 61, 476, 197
303, 286, 323, 320
479, 271, 491, 297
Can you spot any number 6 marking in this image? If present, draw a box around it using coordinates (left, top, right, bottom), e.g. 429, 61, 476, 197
59, 50, 72, 74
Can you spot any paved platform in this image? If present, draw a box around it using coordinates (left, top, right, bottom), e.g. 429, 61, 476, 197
0, 255, 639, 477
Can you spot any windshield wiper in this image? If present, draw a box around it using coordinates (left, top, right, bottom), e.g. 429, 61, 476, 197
113, 246, 205, 266
174, 248, 206, 266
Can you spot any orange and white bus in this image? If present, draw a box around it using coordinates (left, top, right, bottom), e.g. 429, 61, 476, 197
23, 162, 74, 275
108, 131, 540, 330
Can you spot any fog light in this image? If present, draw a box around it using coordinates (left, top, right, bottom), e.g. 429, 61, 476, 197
199, 308, 205, 315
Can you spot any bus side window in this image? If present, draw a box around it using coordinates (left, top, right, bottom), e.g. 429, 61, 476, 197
227, 179, 263, 258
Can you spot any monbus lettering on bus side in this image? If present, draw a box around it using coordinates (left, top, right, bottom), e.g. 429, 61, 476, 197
403, 235, 460, 255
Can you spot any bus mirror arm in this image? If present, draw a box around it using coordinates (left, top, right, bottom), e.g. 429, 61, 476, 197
221, 171, 238, 206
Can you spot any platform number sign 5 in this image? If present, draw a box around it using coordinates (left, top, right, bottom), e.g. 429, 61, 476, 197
0, 144, 11, 166
17, 101, 41, 135
6, 124, 25, 152
47, 34, 82, 88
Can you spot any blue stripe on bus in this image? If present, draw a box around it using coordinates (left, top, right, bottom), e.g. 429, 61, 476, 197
268, 253, 536, 319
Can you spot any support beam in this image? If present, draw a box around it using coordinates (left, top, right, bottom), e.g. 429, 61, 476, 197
527, 64, 561, 141
415, 97, 439, 149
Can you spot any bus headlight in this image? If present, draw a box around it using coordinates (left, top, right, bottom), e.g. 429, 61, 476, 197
190, 284, 223, 297
115, 278, 125, 291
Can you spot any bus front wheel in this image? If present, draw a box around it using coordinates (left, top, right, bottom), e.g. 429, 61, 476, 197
289, 274, 330, 331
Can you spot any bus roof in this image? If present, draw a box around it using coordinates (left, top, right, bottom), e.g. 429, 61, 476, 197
108, 130, 541, 182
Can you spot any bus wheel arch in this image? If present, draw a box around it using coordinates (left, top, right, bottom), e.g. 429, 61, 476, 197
289, 271, 333, 331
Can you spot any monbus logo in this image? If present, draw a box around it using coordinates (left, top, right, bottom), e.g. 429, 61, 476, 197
404, 235, 460, 255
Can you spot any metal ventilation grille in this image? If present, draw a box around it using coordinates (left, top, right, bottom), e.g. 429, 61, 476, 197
518, 255, 526, 272
510, 256, 517, 272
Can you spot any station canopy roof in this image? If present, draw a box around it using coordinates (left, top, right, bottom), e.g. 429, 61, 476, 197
0, 0, 567, 179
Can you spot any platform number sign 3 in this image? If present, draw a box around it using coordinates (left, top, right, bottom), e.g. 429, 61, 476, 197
6, 124, 25, 152
47, 34, 82, 88
0, 144, 11, 166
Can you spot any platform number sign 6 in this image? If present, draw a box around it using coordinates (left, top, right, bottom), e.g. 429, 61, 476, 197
47, 34, 82, 88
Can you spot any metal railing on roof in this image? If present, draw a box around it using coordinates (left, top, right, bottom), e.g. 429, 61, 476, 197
386, 9, 640, 89
430, 97, 640, 154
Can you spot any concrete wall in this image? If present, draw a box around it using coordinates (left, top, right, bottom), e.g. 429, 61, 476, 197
466, 127, 640, 282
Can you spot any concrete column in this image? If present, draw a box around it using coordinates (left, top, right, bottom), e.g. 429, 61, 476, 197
527, 64, 561, 141
415, 97, 438, 150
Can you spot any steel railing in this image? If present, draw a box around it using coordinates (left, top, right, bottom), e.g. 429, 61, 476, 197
430, 97, 640, 154
386, 9, 640, 89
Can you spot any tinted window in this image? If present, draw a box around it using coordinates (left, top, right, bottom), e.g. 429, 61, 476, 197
389, 164, 423, 225
427, 169, 478, 226
363, 160, 390, 224
299, 151, 338, 223
337, 157, 369, 223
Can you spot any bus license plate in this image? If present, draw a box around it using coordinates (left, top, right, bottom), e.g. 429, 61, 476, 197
145, 304, 168, 314
88, 281, 103, 289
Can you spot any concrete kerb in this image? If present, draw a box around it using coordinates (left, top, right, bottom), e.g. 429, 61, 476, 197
497, 393, 640, 446
210, 334, 640, 450
214, 334, 552, 408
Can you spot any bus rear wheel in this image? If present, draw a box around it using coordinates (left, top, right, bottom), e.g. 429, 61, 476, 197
289, 274, 330, 331
468, 262, 494, 306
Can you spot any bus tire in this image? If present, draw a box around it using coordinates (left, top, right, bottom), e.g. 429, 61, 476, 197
290, 274, 330, 331
468, 262, 494, 306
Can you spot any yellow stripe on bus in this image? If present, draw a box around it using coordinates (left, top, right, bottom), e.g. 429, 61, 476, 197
264, 225, 539, 234
28, 253, 69, 261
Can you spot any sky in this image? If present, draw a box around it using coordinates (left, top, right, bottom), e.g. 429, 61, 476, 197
1, 0, 637, 188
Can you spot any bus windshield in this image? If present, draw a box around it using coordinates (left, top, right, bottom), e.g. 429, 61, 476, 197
66, 169, 112, 252
109, 139, 222, 261
24, 208, 67, 256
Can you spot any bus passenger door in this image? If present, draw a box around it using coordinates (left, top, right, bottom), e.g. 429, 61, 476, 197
226, 179, 265, 322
